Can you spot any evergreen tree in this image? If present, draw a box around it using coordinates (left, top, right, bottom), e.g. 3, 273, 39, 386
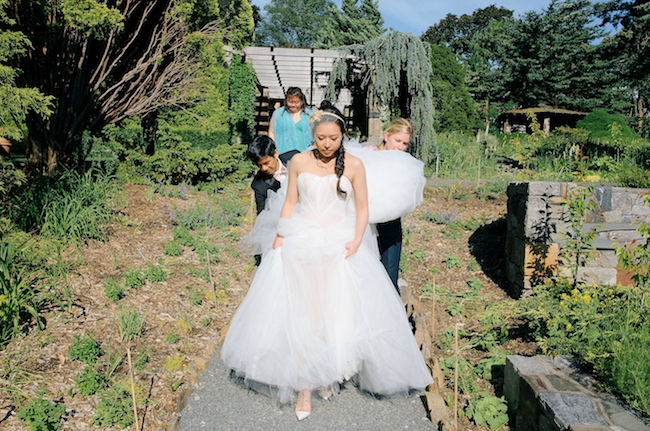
0, 0, 53, 142
421, 5, 513, 61
327, 31, 436, 164
428, 44, 475, 132
317, 0, 384, 48
219, 0, 255, 50
255, 0, 333, 47
504, 0, 624, 112
597, 0, 650, 134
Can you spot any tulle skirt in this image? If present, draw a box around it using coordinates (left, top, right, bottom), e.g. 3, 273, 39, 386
222, 223, 432, 403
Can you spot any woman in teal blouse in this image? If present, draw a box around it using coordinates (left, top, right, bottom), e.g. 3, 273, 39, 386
268, 87, 313, 153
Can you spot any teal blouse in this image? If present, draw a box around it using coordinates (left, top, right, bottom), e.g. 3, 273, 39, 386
271, 107, 313, 154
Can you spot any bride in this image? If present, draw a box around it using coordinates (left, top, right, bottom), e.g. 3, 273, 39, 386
221, 101, 432, 421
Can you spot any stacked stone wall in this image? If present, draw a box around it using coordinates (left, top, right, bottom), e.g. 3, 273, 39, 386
506, 182, 649, 297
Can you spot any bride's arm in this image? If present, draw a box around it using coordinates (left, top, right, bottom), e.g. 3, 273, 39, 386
346, 155, 368, 258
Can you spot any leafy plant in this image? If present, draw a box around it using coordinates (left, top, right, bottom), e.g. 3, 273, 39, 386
616, 195, 650, 307
163, 354, 184, 372
40, 171, 114, 245
467, 392, 508, 430
74, 366, 108, 396
134, 348, 151, 371
560, 186, 597, 288
104, 278, 125, 301
145, 264, 168, 283
68, 335, 103, 364
165, 190, 245, 230
17, 391, 65, 431
123, 268, 145, 289
188, 286, 203, 306
163, 240, 183, 257
172, 226, 195, 247
166, 330, 179, 344
0, 234, 44, 345
443, 255, 462, 269
91, 385, 134, 429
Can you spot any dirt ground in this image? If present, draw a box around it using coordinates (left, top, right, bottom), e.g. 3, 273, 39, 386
0, 181, 536, 430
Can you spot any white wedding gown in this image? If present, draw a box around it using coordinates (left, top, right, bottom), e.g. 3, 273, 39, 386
222, 173, 432, 403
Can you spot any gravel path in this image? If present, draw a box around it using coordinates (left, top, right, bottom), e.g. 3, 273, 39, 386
178, 349, 437, 431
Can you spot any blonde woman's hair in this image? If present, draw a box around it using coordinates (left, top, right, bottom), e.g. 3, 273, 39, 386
384, 118, 413, 137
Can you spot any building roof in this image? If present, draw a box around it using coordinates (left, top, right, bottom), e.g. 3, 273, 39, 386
496, 106, 588, 122
242, 46, 352, 109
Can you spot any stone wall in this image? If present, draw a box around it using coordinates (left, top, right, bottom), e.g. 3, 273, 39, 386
506, 182, 649, 297
505, 355, 650, 431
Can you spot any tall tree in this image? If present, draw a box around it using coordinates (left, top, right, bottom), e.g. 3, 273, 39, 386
421, 5, 513, 60
254, 0, 333, 48
327, 31, 436, 163
503, 0, 623, 112
0, 0, 53, 142
428, 44, 475, 132
219, 0, 255, 49
597, 0, 650, 133
3, 0, 250, 172
317, 0, 384, 48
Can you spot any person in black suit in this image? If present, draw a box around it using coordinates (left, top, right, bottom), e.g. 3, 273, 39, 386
247, 136, 299, 264
248, 136, 299, 214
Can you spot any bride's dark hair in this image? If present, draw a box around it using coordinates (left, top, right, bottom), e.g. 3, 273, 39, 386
311, 100, 347, 198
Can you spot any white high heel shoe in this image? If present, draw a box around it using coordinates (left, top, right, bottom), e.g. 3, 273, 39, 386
295, 390, 311, 421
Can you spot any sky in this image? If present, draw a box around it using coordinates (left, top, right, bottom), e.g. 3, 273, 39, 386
250, 0, 556, 37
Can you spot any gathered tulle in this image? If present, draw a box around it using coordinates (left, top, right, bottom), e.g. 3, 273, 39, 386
240, 141, 425, 257
343, 139, 425, 224
222, 173, 432, 404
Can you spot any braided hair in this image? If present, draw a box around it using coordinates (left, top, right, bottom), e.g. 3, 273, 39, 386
310, 100, 347, 198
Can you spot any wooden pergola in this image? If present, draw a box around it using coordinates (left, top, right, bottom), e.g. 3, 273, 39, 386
242, 46, 354, 135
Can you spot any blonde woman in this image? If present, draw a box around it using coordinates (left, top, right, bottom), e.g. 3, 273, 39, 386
374, 118, 413, 292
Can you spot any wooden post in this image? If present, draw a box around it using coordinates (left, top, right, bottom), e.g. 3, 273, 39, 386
431, 274, 436, 340
207, 251, 217, 304
454, 323, 464, 430
127, 346, 139, 431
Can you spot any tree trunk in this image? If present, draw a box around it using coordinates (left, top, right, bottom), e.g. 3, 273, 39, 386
142, 110, 159, 156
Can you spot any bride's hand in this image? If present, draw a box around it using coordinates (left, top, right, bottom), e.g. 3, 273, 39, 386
272, 235, 284, 249
344, 240, 361, 258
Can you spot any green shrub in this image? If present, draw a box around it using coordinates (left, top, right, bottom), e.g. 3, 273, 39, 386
617, 162, 650, 188
173, 128, 230, 150
68, 335, 103, 364
188, 286, 203, 306
576, 109, 638, 144
0, 234, 44, 345
104, 278, 125, 301
9, 169, 115, 246
90, 386, 134, 429
443, 255, 462, 269
0, 160, 26, 214
172, 226, 195, 247
123, 268, 145, 289
145, 264, 167, 283
163, 240, 183, 257
518, 282, 650, 416
74, 366, 108, 396
17, 393, 65, 431
143, 141, 251, 187
166, 330, 179, 344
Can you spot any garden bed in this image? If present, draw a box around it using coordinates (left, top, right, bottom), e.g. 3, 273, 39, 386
1, 181, 535, 430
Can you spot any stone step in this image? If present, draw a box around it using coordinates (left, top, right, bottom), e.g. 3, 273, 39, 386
505, 355, 650, 431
